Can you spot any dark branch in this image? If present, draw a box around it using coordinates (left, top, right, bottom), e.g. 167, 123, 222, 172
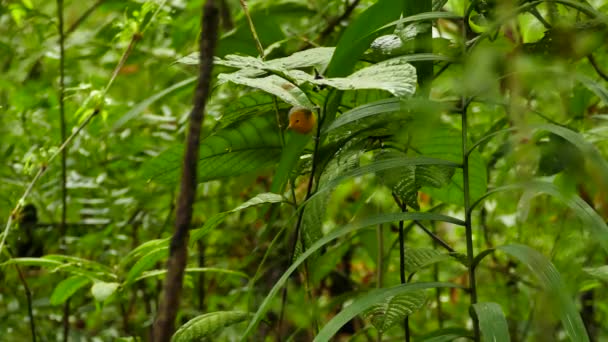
152, 1, 219, 341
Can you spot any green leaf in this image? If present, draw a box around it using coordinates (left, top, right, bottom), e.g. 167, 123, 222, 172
270, 130, 312, 193
219, 91, 289, 128
309, 57, 417, 97
404, 248, 462, 274
418, 126, 487, 205
364, 290, 427, 333
172, 311, 251, 342
218, 73, 313, 108
142, 115, 281, 184
471, 302, 510, 342
124, 247, 169, 285
583, 265, 608, 282
112, 77, 196, 130
241, 212, 465, 339
121, 238, 170, 268
314, 282, 460, 342
497, 244, 589, 342
190, 192, 285, 243
215, 47, 335, 76
134, 267, 249, 283
50, 275, 91, 305
475, 180, 608, 253
91, 281, 120, 302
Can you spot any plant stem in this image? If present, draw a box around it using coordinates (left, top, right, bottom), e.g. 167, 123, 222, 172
239, 0, 264, 58
398, 203, 410, 342
462, 100, 479, 341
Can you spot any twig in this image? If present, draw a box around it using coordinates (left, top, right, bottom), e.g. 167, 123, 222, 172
588, 54, 608, 82
65, 0, 106, 37
239, 0, 264, 58
319, 0, 361, 41
57, 0, 70, 338
15, 263, 36, 342
152, 1, 219, 340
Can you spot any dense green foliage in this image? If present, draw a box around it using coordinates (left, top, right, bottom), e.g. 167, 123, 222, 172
1, 0, 608, 340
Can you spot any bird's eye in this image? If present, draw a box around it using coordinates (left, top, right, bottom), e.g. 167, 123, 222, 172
296, 120, 300, 123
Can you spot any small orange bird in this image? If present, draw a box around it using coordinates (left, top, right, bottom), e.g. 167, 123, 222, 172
287, 107, 316, 134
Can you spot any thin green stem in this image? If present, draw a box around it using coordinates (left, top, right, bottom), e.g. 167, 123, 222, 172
239, 0, 264, 58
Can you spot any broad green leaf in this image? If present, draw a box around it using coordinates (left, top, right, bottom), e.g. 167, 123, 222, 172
364, 290, 427, 333
172, 311, 251, 342
418, 126, 487, 205
50, 275, 91, 305
242, 212, 465, 339
583, 265, 608, 282
417, 327, 473, 342
2, 257, 63, 268
217, 74, 313, 109
214, 47, 335, 77
474, 181, 608, 252
91, 281, 120, 302
124, 247, 169, 285
134, 267, 249, 283
314, 282, 460, 342
472, 302, 510, 342
498, 244, 589, 342
577, 74, 608, 105
2, 256, 114, 280
142, 115, 281, 184
304, 57, 417, 97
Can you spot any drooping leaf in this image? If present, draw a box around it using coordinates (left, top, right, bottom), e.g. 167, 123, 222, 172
142, 115, 281, 184
498, 244, 590, 342
219, 91, 289, 128
270, 130, 312, 194
172, 311, 251, 342
472, 302, 510, 342
218, 73, 313, 109
364, 290, 427, 333
314, 282, 460, 342
50, 275, 91, 305
242, 212, 465, 339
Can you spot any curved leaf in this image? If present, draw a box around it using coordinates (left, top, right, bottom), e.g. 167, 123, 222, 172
241, 212, 465, 339
142, 115, 281, 184
471, 302, 510, 342
473, 180, 608, 252
497, 244, 589, 342
314, 282, 460, 342
134, 267, 249, 283
50, 275, 91, 305
404, 248, 463, 274
218, 73, 313, 108
364, 290, 427, 333
124, 247, 169, 285
172, 311, 250, 342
